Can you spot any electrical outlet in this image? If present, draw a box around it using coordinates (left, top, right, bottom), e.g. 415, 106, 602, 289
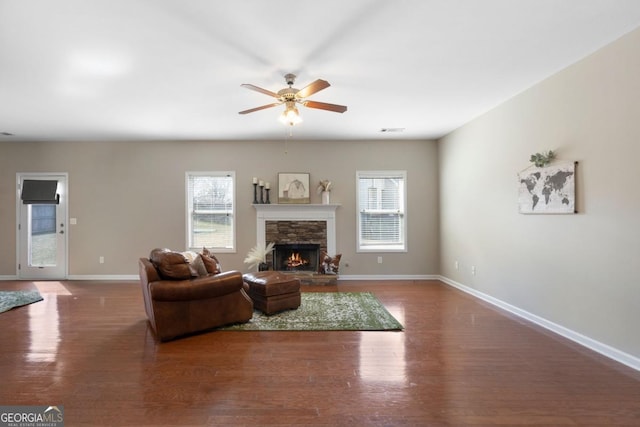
377, 256, 383, 264
455, 260, 459, 270
99, 256, 104, 264
471, 266, 476, 276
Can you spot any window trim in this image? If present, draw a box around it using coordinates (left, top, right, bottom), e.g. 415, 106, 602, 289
185, 171, 236, 253
356, 170, 407, 253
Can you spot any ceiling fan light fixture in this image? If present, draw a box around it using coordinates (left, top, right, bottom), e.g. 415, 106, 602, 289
279, 104, 302, 126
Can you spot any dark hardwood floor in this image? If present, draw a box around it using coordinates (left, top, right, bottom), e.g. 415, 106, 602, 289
1, 279, 639, 426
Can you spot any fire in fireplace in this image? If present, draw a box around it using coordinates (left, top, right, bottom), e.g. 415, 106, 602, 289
273, 243, 320, 272
286, 252, 308, 269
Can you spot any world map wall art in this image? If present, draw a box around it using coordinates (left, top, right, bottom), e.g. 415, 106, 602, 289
518, 161, 576, 214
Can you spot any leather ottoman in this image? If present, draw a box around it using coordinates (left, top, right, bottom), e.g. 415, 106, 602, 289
242, 271, 301, 315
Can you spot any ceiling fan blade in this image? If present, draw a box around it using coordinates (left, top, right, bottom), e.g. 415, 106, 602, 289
296, 79, 330, 98
241, 83, 280, 98
238, 102, 282, 115
302, 100, 348, 113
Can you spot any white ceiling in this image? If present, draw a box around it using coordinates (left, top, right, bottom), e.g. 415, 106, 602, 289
2, 0, 640, 142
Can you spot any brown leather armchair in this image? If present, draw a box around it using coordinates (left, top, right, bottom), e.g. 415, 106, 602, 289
139, 254, 253, 341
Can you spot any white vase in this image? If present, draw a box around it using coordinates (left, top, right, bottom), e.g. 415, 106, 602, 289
321, 191, 330, 205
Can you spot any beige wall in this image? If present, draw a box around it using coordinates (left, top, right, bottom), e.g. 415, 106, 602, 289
439, 27, 640, 358
0, 139, 439, 277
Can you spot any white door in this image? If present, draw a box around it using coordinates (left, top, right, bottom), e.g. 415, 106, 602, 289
17, 174, 68, 279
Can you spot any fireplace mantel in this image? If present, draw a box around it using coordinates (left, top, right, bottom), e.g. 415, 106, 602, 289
254, 204, 339, 255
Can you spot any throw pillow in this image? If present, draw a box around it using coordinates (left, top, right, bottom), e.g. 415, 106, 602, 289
149, 248, 192, 280
181, 251, 208, 277
200, 247, 222, 275
319, 252, 342, 275
191, 254, 209, 277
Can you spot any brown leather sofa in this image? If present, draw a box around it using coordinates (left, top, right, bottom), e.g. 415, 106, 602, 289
138, 250, 253, 341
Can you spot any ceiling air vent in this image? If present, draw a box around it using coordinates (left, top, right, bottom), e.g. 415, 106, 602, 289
380, 128, 405, 133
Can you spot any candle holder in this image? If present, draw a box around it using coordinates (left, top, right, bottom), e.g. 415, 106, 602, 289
265, 188, 271, 204
259, 184, 265, 204
252, 183, 258, 204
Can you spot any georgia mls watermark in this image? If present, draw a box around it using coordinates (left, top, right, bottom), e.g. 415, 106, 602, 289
0, 405, 63, 427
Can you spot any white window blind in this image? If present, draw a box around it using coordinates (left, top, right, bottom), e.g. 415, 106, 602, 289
186, 172, 235, 251
356, 171, 406, 252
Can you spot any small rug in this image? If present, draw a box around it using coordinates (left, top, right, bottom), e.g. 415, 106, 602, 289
222, 292, 403, 331
0, 290, 43, 313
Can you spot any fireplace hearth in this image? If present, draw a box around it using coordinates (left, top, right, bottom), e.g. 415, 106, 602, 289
273, 243, 320, 272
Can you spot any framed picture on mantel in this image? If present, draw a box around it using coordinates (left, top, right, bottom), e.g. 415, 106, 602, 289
278, 172, 310, 204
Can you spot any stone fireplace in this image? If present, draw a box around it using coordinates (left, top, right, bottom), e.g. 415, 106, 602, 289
266, 219, 327, 244
253, 204, 339, 274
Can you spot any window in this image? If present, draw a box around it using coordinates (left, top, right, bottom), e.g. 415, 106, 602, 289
186, 172, 235, 252
356, 171, 406, 252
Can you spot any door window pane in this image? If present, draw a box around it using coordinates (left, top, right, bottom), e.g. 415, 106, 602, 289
29, 204, 57, 266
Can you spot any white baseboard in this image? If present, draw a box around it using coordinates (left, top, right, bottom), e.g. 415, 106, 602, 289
1, 274, 138, 281
4, 274, 439, 282
339, 274, 438, 281
66, 275, 139, 281
439, 275, 640, 373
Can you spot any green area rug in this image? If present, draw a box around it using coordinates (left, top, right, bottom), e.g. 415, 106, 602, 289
0, 290, 43, 313
222, 292, 403, 331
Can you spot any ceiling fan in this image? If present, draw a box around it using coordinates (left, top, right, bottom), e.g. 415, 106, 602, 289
239, 73, 347, 126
